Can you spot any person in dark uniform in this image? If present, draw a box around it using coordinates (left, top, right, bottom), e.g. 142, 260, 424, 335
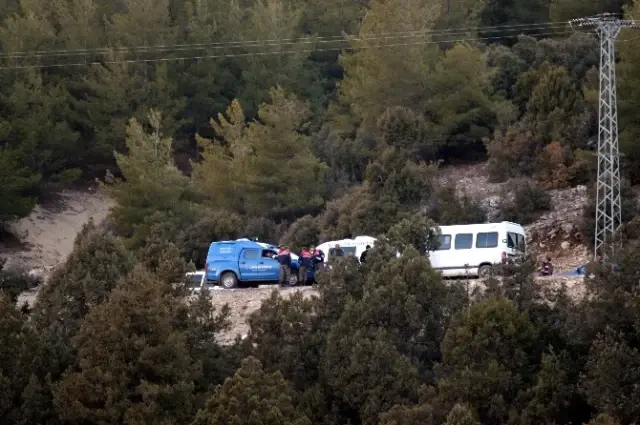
359, 245, 371, 263
276, 245, 291, 285
310, 245, 325, 275
333, 244, 344, 257
299, 246, 313, 285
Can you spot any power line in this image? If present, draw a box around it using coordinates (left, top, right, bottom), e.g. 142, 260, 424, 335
570, 13, 640, 259
1, 21, 571, 59
0, 29, 573, 70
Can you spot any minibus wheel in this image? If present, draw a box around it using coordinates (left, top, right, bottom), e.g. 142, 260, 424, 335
478, 264, 493, 278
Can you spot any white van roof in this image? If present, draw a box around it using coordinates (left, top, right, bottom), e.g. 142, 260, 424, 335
319, 235, 377, 247
437, 221, 525, 233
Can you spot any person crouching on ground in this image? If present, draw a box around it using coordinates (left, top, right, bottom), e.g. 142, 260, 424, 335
299, 246, 313, 285
539, 256, 554, 276
276, 245, 291, 286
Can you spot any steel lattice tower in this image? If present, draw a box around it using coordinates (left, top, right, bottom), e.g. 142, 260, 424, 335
570, 14, 640, 259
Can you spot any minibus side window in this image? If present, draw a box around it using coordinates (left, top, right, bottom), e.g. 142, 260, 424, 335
454, 233, 473, 249
436, 234, 451, 250
476, 232, 498, 248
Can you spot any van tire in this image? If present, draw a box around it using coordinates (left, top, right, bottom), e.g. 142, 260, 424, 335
220, 272, 238, 289
478, 264, 493, 278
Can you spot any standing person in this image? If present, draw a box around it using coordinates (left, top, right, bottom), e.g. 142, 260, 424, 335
333, 244, 345, 257
299, 246, 312, 285
360, 245, 371, 263
310, 245, 325, 276
276, 245, 291, 286
311, 245, 324, 266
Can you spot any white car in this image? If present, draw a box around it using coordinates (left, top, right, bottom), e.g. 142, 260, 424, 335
185, 271, 206, 293
316, 236, 377, 264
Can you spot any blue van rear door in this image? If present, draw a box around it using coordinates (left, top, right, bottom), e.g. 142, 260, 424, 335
239, 249, 260, 280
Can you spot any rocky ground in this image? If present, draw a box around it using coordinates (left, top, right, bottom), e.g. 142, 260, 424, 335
5, 162, 597, 343
439, 163, 591, 271
210, 285, 318, 344
2, 186, 114, 277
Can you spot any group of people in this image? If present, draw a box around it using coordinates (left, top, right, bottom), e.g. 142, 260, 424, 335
274, 243, 373, 286
275, 245, 325, 286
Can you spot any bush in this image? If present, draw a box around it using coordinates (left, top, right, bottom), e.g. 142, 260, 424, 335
427, 182, 487, 225
536, 141, 571, 189
280, 215, 321, 251
498, 178, 551, 224
579, 181, 638, 249
0, 266, 41, 304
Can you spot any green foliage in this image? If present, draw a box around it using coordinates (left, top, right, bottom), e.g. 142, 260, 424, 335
0, 147, 39, 222
227, 0, 323, 119
192, 356, 311, 425
193, 88, 328, 218
386, 215, 439, 255
580, 329, 640, 424
617, 0, 640, 183
177, 209, 244, 268
580, 181, 638, 249
0, 71, 80, 182
444, 404, 481, 425
53, 267, 200, 424
438, 296, 539, 425
498, 178, 551, 224
322, 247, 462, 424
105, 109, 195, 249
279, 215, 321, 251
587, 413, 622, 425
0, 266, 41, 304
30, 220, 135, 374
427, 182, 487, 225
4, 1, 640, 425
335, 0, 442, 130
424, 43, 497, 161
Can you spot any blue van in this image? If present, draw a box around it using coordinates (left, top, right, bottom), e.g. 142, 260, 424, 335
204, 239, 314, 289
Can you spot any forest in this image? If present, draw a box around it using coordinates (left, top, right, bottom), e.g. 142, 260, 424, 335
2, 0, 640, 423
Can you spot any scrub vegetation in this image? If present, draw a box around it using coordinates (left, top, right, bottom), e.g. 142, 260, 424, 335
2, 0, 640, 423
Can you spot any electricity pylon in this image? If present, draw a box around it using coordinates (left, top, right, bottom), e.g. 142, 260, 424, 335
570, 14, 640, 259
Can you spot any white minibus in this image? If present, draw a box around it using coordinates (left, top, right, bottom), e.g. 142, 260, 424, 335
429, 221, 526, 277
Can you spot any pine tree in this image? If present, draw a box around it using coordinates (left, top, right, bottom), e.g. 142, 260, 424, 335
192, 356, 311, 425
53, 267, 200, 425
105, 109, 194, 248
194, 87, 327, 218
335, 0, 442, 130
0, 147, 39, 223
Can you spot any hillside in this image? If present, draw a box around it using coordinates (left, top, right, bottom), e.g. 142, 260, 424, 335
441, 163, 591, 270
4, 162, 593, 342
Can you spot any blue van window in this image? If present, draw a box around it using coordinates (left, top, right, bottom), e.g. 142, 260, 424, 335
242, 249, 258, 259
